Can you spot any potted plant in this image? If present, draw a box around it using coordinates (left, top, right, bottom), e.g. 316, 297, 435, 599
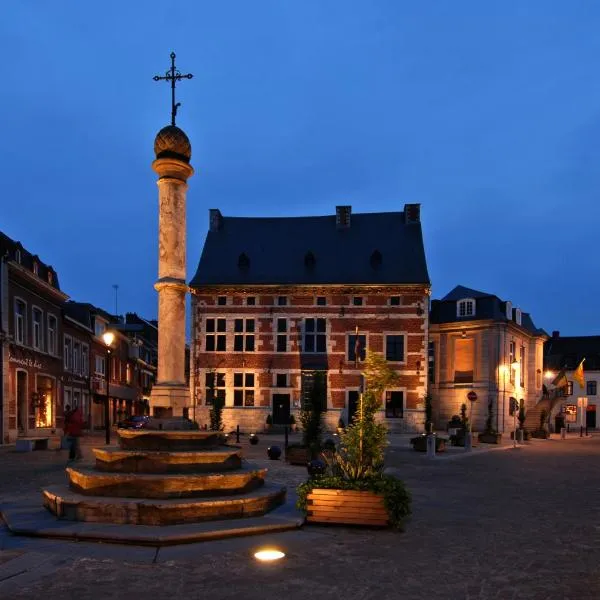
297, 351, 412, 529
265, 413, 273, 431
511, 401, 532, 441
410, 433, 446, 452
478, 398, 502, 444
337, 417, 346, 434
450, 404, 469, 446
286, 372, 326, 465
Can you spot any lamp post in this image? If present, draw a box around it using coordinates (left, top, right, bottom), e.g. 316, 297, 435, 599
102, 331, 115, 445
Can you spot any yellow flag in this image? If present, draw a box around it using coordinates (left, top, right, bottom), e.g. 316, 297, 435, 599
573, 358, 585, 389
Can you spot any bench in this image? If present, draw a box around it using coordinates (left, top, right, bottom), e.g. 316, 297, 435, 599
16, 437, 50, 452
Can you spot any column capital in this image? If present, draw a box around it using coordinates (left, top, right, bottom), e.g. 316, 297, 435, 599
152, 157, 194, 182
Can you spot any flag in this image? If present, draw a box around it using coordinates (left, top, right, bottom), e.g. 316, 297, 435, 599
573, 358, 586, 389
552, 370, 568, 389
354, 326, 361, 368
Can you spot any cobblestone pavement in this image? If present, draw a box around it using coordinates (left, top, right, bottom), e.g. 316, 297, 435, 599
1, 432, 600, 599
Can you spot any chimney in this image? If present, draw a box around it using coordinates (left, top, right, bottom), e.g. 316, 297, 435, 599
404, 203, 421, 224
209, 209, 223, 232
552, 330, 560, 338
336, 206, 351, 229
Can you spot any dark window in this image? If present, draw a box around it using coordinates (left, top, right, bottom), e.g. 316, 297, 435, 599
233, 372, 254, 406
348, 334, 367, 363
234, 319, 255, 352
206, 336, 215, 351
216, 336, 226, 351
206, 319, 215, 333
588, 381, 597, 395
353, 297, 363, 306
205, 320, 225, 351
277, 296, 288, 306
428, 341, 435, 384
567, 381, 573, 396
276, 374, 287, 387
205, 372, 225, 405
217, 319, 226, 332
246, 297, 256, 306
301, 371, 327, 411
386, 335, 405, 362
276, 317, 288, 352
304, 318, 326, 353
385, 391, 403, 418
316, 296, 327, 306
390, 296, 401, 306
520, 346, 525, 387
277, 318, 287, 333
217, 296, 227, 306
509, 341, 516, 384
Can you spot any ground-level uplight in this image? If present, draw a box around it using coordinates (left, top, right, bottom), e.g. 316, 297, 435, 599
254, 549, 285, 562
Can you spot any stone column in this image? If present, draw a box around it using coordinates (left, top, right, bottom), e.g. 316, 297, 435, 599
149, 152, 194, 417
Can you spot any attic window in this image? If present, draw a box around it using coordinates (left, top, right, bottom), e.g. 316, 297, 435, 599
515, 308, 522, 326
47, 271, 53, 285
506, 301, 512, 320
457, 298, 475, 318
33, 262, 39, 276
370, 250, 382, 269
15, 249, 21, 264
238, 253, 250, 270
304, 251, 316, 268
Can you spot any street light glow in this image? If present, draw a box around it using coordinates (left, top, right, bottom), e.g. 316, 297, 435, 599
102, 331, 115, 347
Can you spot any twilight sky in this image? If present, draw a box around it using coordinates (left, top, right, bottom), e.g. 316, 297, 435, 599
2, 1, 599, 336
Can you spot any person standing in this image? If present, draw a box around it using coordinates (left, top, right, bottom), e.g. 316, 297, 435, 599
64, 404, 84, 461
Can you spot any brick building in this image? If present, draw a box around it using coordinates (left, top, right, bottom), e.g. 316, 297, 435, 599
429, 285, 547, 433
189, 205, 430, 433
0, 232, 68, 443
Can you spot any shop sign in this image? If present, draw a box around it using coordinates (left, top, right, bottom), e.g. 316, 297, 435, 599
9, 354, 43, 369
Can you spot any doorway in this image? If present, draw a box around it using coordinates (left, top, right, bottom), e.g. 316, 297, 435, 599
348, 390, 359, 424
272, 394, 290, 425
587, 404, 596, 429
16, 371, 27, 434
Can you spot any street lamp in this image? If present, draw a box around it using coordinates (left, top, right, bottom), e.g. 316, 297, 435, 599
102, 331, 115, 445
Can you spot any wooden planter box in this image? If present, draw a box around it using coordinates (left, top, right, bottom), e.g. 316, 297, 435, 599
478, 432, 502, 444
285, 446, 310, 465
410, 435, 446, 453
306, 488, 388, 527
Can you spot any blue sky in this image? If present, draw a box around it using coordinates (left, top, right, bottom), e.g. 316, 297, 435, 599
2, 1, 599, 335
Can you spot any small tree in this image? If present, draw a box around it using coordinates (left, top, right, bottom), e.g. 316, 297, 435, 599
484, 398, 495, 434
300, 371, 326, 459
460, 403, 469, 430
209, 396, 224, 431
332, 351, 399, 480
518, 401, 526, 430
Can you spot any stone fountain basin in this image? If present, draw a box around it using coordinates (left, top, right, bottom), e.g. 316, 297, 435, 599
43, 482, 287, 526
117, 430, 225, 452
93, 447, 243, 474
66, 465, 267, 499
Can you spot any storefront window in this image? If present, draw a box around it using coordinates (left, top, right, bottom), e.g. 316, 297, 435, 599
35, 376, 54, 428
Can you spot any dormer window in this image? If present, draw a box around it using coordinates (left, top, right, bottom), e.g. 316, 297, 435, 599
515, 308, 522, 326
15, 249, 21, 264
33, 262, 39, 276
506, 301, 512, 320
457, 298, 475, 317
304, 251, 316, 269
47, 271, 53, 285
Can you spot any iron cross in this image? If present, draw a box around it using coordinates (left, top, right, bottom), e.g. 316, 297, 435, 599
153, 52, 193, 126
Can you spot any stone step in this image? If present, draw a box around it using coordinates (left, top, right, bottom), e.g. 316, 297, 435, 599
118, 430, 225, 452
41, 482, 288, 526
93, 446, 243, 474
66, 464, 267, 499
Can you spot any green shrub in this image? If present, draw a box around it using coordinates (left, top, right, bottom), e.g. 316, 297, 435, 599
209, 396, 224, 431
300, 371, 326, 459
266, 413, 273, 426
297, 475, 411, 530
289, 414, 296, 425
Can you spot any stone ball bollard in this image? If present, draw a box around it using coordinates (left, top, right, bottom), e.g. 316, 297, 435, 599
267, 445, 282, 460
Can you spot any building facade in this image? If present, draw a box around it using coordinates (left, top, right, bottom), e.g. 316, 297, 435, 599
190, 204, 430, 433
0, 232, 68, 443
544, 332, 600, 430
429, 285, 547, 433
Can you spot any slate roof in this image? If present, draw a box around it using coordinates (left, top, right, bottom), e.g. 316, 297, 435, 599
545, 336, 600, 371
190, 210, 429, 287
0, 230, 61, 291
431, 285, 546, 337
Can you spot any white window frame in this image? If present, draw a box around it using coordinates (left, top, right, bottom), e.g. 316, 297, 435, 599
64, 335, 73, 371
73, 340, 81, 375
82, 344, 89, 376
303, 317, 327, 354
506, 301, 512, 320
33, 262, 38, 276
233, 372, 256, 407
457, 298, 475, 318
384, 333, 407, 364
47, 314, 57, 355
15, 249, 21, 264
274, 372, 288, 388
95, 354, 106, 376
14, 298, 27, 345
515, 308, 522, 326
32, 306, 43, 350
233, 318, 255, 352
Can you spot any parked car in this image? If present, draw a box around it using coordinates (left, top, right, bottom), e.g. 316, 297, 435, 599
117, 415, 150, 429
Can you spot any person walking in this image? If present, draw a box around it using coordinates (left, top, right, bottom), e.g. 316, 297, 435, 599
64, 404, 84, 461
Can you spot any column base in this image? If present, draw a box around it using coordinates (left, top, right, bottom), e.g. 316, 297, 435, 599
149, 384, 190, 417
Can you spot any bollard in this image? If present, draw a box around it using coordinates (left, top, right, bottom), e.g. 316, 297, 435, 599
426, 434, 436, 458
516, 429, 524, 444
236, 424, 240, 443
560, 427, 566, 440
464, 431, 472, 452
